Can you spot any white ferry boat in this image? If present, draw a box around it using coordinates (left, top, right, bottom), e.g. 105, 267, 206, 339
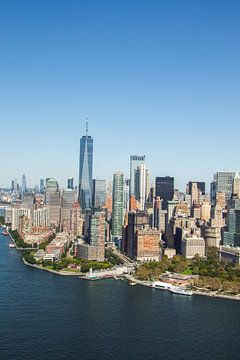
152, 281, 174, 290
170, 287, 193, 296
8, 243, 15, 248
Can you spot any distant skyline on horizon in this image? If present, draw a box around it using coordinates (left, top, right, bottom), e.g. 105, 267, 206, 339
1, 0, 240, 190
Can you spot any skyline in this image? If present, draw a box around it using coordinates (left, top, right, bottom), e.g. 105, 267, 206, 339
1, 1, 240, 189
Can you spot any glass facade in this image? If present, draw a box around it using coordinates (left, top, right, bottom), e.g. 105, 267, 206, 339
215, 172, 235, 201
92, 179, 106, 208
223, 209, 240, 246
79, 135, 93, 211
155, 176, 174, 209
130, 155, 145, 197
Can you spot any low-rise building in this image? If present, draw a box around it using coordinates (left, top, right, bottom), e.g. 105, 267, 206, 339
163, 248, 176, 259
219, 246, 240, 265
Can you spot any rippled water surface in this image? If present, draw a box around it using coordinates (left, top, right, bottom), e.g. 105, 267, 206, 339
0, 231, 239, 360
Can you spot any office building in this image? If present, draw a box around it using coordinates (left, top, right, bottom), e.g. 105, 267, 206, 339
202, 226, 222, 248
134, 164, 146, 211
92, 179, 106, 209
135, 226, 160, 262
67, 177, 74, 190
188, 181, 205, 196
213, 171, 235, 203
232, 172, 240, 199
21, 174, 27, 194
223, 209, 240, 246
78, 119, 93, 211
22, 192, 35, 218
181, 235, 205, 259
61, 189, 75, 231
126, 211, 149, 258
130, 155, 145, 197
40, 179, 45, 194
155, 176, 174, 209
45, 178, 60, 225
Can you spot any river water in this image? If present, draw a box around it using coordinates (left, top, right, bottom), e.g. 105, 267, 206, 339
0, 230, 239, 360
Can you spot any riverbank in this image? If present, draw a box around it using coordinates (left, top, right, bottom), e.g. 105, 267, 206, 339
22, 259, 83, 276
22, 255, 240, 301
126, 275, 240, 302
8, 232, 33, 251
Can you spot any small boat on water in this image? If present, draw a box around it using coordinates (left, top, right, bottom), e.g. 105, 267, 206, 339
9, 243, 15, 248
170, 287, 193, 296
2, 231, 9, 236
129, 281, 137, 286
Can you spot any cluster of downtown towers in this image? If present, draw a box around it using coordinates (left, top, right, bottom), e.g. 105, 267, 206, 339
78, 125, 174, 241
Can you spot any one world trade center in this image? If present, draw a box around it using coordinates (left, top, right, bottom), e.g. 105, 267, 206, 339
78, 117, 93, 211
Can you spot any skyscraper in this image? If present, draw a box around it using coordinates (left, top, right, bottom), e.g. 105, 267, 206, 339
78, 118, 93, 211
45, 178, 60, 225
21, 174, 27, 194
130, 155, 145, 197
134, 164, 146, 210
92, 179, 106, 209
188, 181, 205, 196
40, 179, 45, 194
67, 177, 74, 190
212, 171, 235, 203
232, 172, 240, 199
155, 176, 174, 209
61, 189, 75, 232
112, 172, 124, 240
223, 209, 240, 246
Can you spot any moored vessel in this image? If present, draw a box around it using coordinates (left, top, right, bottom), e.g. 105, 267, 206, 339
170, 287, 193, 296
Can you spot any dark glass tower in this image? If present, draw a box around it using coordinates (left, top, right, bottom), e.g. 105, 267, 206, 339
155, 176, 174, 209
78, 119, 93, 211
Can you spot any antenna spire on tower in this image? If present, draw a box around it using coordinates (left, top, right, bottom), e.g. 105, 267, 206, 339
85, 114, 89, 135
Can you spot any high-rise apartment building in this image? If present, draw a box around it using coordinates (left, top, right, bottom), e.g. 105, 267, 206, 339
12, 208, 31, 231
70, 202, 84, 237
155, 176, 174, 209
112, 172, 124, 240
78, 120, 93, 211
89, 211, 105, 261
33, 207, 49, 227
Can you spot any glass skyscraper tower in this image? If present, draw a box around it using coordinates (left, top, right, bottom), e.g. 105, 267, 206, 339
78, 119, 93, 211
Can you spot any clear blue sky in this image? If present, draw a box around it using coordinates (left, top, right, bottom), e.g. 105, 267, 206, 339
0, 0, 240, 191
